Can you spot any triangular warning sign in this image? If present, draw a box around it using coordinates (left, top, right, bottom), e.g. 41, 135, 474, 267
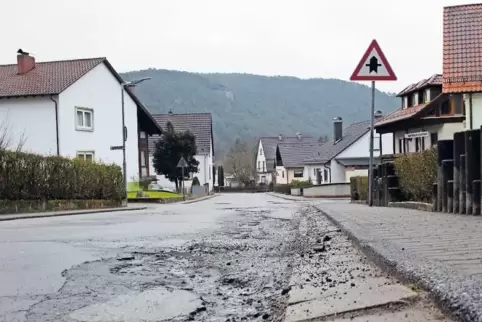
350, 40, 396, 81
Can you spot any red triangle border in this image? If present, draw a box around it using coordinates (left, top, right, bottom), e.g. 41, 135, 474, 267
350, 39, 397, 81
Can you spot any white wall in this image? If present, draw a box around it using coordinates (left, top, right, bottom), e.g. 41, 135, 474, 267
464, 93, 482, 130
256, 141, 272, 184
0, 97, 58, 155
149, 149, 214, 192
59, 63, 140, 182
275, 166, 288, 184
393, 122, 464, 154
337, 131, 393, 159
330, 159, 345, 183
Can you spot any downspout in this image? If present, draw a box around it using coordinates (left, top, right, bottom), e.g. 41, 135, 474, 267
50, 95, 60, 156
324, 162, 331, 184
469, 93, 473, 130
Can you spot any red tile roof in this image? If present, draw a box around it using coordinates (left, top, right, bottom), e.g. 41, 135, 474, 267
397, 74, 442, 97
0, 58, 105, 97
0, 56, 162, 135
443, 4, 482, 93
375, 103, 429, 127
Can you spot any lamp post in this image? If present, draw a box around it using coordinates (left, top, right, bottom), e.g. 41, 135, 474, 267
120, 77, 151, 191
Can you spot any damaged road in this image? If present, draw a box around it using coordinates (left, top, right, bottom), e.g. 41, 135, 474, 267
0, 194, 451, 321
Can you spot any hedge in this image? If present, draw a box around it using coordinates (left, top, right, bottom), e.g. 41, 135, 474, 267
0, 149, 124, 201
394, 148, 437, 203
350, 176, 368, 201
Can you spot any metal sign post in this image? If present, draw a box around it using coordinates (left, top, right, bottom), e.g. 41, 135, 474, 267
350, 39, 397, 207
177, 157, 188, 201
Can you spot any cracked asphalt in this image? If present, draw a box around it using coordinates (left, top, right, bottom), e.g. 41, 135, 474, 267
0, 194, 450, 322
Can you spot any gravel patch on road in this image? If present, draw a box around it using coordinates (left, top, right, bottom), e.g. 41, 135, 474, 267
23, 202, 297, 322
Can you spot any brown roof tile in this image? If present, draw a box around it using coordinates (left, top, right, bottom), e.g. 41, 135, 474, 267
397, 74, 442, 97
149, 113, 213, 155
0, 58, 105, 97
0, 56, 162, 135
443, 4, 482, 93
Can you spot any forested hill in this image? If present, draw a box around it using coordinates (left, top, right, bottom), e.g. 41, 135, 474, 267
121, 69, 400, 157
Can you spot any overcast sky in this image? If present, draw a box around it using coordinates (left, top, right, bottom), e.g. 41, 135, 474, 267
1, 0, 477, 92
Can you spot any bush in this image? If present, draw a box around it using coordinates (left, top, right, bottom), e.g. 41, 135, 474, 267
350, 176, 368, 201
274, 184, 292, 194
290, 180, 313, 188
394, 148, 437, 203
0, 150, 124, 201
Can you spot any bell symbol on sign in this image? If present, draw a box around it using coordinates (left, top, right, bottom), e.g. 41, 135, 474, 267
366, 56, 382, 74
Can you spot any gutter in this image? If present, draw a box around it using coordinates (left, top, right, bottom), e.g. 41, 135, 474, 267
50, 95, 60, 156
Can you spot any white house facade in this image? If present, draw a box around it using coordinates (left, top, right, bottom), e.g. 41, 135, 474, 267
301, 116, 394, 184
257, 134, 317, 185
148, 112, 215, 192
0, 52, 162, 184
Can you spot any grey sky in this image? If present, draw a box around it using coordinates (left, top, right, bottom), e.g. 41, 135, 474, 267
1, 0, 476, 93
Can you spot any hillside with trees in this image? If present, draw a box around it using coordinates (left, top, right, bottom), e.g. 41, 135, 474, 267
121, 69, 400, 157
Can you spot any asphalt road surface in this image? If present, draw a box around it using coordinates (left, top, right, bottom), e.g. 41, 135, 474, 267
0, 194, 450, 322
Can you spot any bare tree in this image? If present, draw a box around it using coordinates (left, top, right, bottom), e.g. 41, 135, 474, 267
0, 114, 27, 152
224, 138, 255, 185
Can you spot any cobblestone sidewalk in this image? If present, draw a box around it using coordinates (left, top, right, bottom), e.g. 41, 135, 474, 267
315, 203, 482, 322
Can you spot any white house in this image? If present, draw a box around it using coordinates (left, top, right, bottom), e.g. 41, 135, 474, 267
0, 50, 162, 184
148, 112, 215, 191
301, 116, 393, 184
375, 74, 465, 154
256, 134, 316, 184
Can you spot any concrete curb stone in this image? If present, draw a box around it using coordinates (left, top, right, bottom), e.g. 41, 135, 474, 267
183, 194, 218, 204
315, 205, 482, 322
0, 206, 148, 222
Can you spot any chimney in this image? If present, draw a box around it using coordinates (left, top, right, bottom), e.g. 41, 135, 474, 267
374, 110, 383, 119
168, 109, 173, 115
296, 132, 302, 140
333, 117, 343, 142
17, 49, 35, 75
278, 134, 283, 141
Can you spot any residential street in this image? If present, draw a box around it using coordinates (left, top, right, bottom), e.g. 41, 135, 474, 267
0, 194, 449, 322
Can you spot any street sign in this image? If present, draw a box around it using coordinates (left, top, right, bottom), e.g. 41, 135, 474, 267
177, 157, 188, 168
350, 40, 397, 81
110, 145, 123, 151
405, 131, 429, 139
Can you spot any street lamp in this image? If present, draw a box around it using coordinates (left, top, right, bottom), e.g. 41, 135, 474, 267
120, 77, 151, 192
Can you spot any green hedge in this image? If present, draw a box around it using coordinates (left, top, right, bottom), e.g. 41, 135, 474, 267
0, 150, 124, 201
350, 176, 368, 201
394, 149, 437, 203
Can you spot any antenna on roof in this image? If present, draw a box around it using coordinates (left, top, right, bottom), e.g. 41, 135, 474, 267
17, 49, 29, 56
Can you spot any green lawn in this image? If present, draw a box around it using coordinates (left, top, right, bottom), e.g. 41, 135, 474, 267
127, 191, 181, 199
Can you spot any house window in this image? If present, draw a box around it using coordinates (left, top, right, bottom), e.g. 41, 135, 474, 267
430, 133, 438, 148
423, 90, 428, 103
75, 108, 93, 131
324, 169, 329, 183
140, 151, 148, 177
262, 161, 265, 171
77, 151, 94, 162
440, 100, 452, 115
260, 149, 263, 156
398, 139, 403, 154
140, 131, 147, 139
258, 161, 260, 169
415, 138, 422, 152
413, 93, 419, 105
294, 170, 303, 178
282, 171, 285, 178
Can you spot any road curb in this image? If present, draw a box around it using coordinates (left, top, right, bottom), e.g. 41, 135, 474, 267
315, 205, 482, 322
0, 206, 148, 222
266, 192, 305, 201
183, 194, 218, 204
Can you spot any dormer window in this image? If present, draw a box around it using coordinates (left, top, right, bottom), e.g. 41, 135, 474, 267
413, 93, 419, 106
407, 95, 413, 108
424, 89, 430, 103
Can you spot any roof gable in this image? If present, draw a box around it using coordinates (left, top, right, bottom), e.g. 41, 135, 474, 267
0, 57, 105, 97
397, 74, 442, 97
260, 136, 317, 160
277, 143, 325, 168
149, 113, 213, 154
303, 120, 371, 164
